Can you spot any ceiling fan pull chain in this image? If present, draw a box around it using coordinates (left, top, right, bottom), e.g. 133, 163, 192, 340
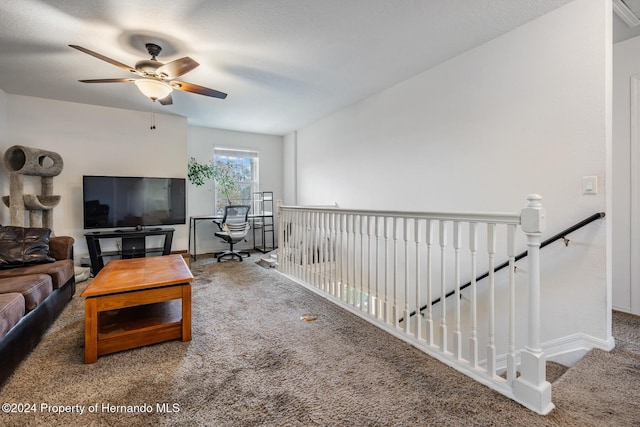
150, 101, 156, 130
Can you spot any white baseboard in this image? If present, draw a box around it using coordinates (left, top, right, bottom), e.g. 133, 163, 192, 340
542, 333, 615, 367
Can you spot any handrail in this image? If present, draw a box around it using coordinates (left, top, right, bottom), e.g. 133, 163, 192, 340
404, 212, 605, 320
279, 204, 522, 225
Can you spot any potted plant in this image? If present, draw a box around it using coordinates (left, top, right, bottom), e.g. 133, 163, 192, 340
187, 157, 238, 205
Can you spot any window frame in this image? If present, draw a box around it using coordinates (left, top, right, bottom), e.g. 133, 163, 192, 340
213, 147, 260, 214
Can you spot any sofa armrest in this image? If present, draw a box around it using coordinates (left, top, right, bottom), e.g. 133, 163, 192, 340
49, 236, 74, 261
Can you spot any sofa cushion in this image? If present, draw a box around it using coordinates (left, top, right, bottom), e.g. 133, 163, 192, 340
0, 275, 52, 312
0, 259, 74, 290
49, 236, 74, 261
0, 226, 55, 268
0, 293, 25, 339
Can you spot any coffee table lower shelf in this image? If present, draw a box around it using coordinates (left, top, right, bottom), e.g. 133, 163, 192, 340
96, 300, 184, 357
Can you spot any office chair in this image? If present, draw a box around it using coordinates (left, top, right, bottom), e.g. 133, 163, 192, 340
214, 205, 251, 261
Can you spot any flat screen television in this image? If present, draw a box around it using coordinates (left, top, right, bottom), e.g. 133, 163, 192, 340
83, 175, 186, 229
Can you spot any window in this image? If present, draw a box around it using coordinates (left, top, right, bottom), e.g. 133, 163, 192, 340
213, 148, 259, 214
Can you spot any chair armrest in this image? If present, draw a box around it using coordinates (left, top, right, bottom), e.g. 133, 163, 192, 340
49, 236, 75, 261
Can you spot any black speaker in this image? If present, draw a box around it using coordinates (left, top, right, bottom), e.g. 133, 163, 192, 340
121, 237, 145, 259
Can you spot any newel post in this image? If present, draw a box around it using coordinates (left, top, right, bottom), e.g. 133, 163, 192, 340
513, 194, 554, 414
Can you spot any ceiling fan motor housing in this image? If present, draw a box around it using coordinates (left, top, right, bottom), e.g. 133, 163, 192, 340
135, 59, 162, 75
136, 44, 164, 75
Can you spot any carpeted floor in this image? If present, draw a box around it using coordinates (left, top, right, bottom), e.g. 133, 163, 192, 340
0, 253, 638, 426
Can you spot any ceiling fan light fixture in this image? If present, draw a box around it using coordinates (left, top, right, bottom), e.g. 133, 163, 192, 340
134, 78, 173, 101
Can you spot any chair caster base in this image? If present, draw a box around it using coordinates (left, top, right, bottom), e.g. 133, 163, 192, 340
216, 250, 250, 262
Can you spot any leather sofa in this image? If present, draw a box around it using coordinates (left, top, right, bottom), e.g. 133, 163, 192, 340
0, 227, 75, 387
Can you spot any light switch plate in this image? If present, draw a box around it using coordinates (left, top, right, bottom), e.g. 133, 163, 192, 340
582, 176, 598, 195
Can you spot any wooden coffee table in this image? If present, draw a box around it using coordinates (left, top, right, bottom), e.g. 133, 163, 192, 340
81, 254, 193, 364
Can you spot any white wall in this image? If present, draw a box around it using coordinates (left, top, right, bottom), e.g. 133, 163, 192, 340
283, 131, 297, 205
3, 95, 189, 259
293, 0, 612, 349
188, 126, 283, 255
612, 35, 640, 314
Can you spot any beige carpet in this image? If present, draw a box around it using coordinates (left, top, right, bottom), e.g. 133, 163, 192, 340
0, 254, 638, 426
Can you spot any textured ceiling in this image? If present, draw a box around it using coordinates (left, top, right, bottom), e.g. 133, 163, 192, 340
0, 0, 582, 135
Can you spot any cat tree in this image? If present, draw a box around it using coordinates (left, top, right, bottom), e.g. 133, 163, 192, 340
2, 145, 63, 229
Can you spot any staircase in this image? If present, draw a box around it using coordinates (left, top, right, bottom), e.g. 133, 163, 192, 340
541, 311, 640, 424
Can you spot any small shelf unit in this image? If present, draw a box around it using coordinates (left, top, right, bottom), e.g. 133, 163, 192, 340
252, 191, 276, 253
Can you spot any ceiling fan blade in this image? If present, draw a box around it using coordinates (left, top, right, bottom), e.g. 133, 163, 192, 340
156, 57, 199, 79
78, 78, 135, 83
170, 80, 227, 99
69, 45, 137, 74
158, 94, 173, 105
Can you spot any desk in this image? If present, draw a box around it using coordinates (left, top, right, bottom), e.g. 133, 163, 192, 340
188, 212, 275, 260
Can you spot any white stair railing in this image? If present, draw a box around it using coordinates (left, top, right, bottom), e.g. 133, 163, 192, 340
277, 195, 553, 414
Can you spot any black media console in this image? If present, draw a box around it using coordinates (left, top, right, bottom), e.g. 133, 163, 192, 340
85, 228, 175, 274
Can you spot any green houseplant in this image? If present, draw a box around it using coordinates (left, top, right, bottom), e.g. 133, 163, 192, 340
187, 157, 238, 205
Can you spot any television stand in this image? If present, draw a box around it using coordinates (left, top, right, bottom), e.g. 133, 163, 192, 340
85, 228, 175, 274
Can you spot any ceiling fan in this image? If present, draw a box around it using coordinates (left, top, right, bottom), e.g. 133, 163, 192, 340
69, 43, 227, 105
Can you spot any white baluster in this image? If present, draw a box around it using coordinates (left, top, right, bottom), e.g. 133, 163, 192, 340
329, 212, 336, 296
368, 215, 375, 316
316, 211, 322, 288
326, 212, 336, 295
507, 223, 517, 385
346, 214, 354, 304
486, 223, 497, 377
324, 212, 330, 292
285, 209, 291, 275
317, 211, 323, 290
286, 209, 292, 275
297, 210, 303, 278
322, 212, 327, 292
310, 211, 317, 287
303, 210, 310, 284
439, 220, 447, 352
321, 212, 327, 291
393, 217, 400, 328
453, 220, 462, 360
313, 211, 318, 284
469, 222, 479, 368
415, 218, 422, 340
425, 219, 434, 346
384, 217, 391, 324
353, 214, 359, 307
404, 217, 411, 335
360, 215, 366, 310
293, 211, 299, 276
375, 216, 382, 319
336, 213, 345, 300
